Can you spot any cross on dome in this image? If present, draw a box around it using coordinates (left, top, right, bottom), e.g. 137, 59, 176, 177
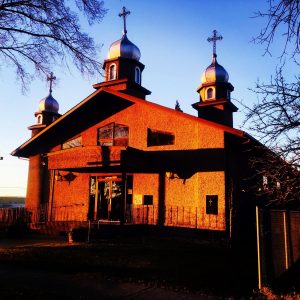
119, 6, 130, 35
47, 72, 56, 94
207, 30, 223, 57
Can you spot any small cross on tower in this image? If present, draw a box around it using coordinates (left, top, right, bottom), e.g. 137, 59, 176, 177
119, 6, 130, 35
207, 30, 223, 56
47, 72, 56, 94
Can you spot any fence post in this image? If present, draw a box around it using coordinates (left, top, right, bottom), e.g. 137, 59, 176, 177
256, 206, 262, 290
195, 207, 198, 228
283, 210, 289, 270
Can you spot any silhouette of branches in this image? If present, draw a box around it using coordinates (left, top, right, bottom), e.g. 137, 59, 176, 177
253, 0, 300, 62
0, 0, 107, 91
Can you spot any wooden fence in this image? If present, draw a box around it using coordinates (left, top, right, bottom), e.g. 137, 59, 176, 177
257, 209, 300, 285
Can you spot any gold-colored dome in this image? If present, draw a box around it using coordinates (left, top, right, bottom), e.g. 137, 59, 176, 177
38, 93, 59, 113
108, 34, 141, 61
201, 54, 229, 84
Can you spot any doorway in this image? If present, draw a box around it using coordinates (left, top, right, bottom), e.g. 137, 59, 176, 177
88, 176, 122, 221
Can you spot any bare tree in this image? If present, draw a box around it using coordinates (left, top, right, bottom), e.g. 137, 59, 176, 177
245, 68, 300, 167
242, 67, 300, 207
0, 0, 107, 90
243, 0, 300, 207
253, 0, 300, 62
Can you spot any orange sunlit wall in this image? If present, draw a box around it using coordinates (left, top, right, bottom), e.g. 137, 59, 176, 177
46, 98, 227, 230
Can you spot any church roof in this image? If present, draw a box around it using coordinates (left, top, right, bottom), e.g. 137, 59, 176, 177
12, 88, 247, 158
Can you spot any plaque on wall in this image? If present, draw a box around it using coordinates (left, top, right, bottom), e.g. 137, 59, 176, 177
133, 194, 143, 205
206, 195, 218, 215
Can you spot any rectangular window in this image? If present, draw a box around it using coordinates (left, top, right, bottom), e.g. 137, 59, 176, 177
206, 195, 218, 215
62, 136, 82, 149
114, 124, 129, 146
98, 123, 129, 146
147, 128, 175, 147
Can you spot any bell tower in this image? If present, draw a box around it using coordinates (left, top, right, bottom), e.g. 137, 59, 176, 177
192, 30, 237, 127
93, 7, 151, 99
28, 72, 61, 137
26, 73, 61, 214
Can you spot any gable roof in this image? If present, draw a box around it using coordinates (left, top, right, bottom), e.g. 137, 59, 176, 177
12, 87, 247, 158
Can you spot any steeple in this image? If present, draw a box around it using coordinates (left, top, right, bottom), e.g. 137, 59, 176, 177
207, 30, 223, 58
93, 7, 151, 99
28, 72, 61, 136
119, 6, 130, 35
192, 30, 237, 127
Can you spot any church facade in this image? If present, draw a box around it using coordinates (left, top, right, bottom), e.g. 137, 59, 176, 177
12, 9, 259, 240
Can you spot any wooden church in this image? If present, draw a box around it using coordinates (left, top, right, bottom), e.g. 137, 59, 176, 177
12, 8, 260, 240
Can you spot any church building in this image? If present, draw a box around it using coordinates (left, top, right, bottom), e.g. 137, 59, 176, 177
12, 8, 260, 240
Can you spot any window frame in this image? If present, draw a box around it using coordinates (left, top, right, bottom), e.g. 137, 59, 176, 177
62, 135, 82, 150
147, 128, 175, 147
37, 115, 42, 124
206, 87, 214, 99
108, 63, 117, 81
135, 66, 141, 84
98, 122, 129, 147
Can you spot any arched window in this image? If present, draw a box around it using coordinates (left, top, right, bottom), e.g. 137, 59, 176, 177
37, 115, 42, 124
109, 64, 116, 80
227, 90, 231, 100
135, 67, 141, 84
207, 88, 214, 99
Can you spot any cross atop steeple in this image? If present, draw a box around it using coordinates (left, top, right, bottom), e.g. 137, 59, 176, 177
207, 30, 223, 57
47, 72, 56, 94
119, 6, 130, 35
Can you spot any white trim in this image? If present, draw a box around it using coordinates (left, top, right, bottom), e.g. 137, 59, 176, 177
206, 87, 214, 99
108, 63, 117, 80
135, 66, 141, 84
37, 114, 43, 124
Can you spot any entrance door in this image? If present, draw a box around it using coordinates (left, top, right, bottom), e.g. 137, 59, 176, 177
90, 177, 122, 221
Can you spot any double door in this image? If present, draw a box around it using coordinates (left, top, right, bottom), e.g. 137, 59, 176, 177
89, 176, 122, 221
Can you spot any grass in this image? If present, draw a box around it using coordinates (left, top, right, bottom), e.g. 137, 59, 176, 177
0, 228, 258, 298
0, 196, 25, 204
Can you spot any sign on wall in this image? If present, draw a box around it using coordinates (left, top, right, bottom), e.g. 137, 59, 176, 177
133, 194, 143, 205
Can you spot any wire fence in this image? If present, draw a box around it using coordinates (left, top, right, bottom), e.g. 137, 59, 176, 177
0, 204, 225, 231
127, 205, 225, 230
28, 203, 87, 223
0, 207, 30, 226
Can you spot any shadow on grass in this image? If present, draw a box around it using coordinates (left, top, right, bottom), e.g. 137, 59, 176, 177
0, 226, 257, 297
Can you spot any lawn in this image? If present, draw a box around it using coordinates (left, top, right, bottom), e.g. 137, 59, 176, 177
0, 227, 258, 298
0, 196, 25, 204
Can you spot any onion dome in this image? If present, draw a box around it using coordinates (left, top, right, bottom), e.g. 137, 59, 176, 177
108, 34, 141, 61
38, 93, 59, 113
201, 54, 229, 84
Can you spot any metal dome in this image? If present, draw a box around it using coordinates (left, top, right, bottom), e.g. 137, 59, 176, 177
108, 34, 141, 61
38, 93, 59, 113
201, 54, 229, 84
